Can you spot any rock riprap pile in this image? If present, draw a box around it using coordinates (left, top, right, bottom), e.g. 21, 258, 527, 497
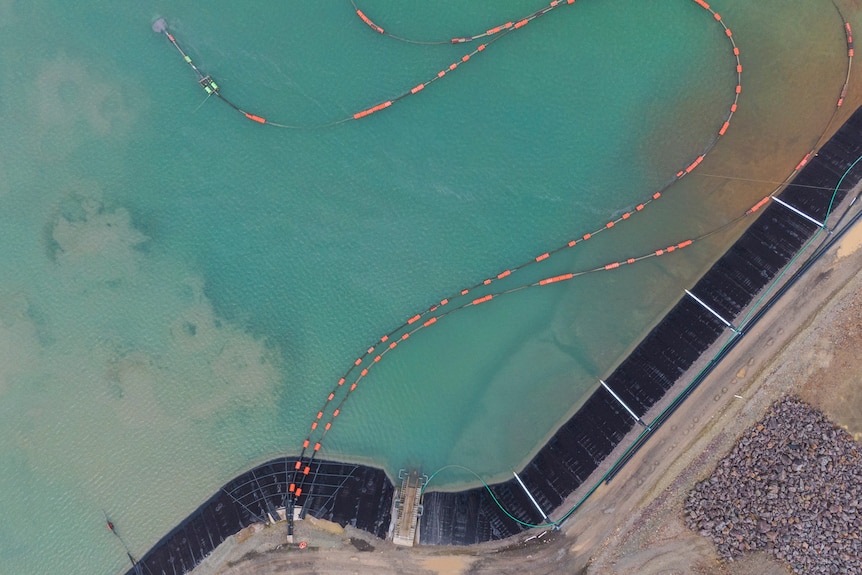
685, 396, 862, 574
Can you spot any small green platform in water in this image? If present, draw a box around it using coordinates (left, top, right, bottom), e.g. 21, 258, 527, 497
198, 75, 219, 95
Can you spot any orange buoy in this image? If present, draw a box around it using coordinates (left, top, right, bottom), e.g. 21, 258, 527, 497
684, 156, 703, 174
746, 197, 770, 214
356, 10, 384, 34
539, 273, 573, 286
244, 113, 266, 124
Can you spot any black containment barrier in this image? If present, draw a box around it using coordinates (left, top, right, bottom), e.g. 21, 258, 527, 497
125, 459, 393, 575
125, 108, 862, 569
416, 104, 862, 545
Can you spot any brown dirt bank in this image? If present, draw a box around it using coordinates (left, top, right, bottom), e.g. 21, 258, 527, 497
188, 197, 862, 575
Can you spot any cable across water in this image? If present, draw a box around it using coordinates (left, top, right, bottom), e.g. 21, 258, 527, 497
271, 0, 745, 503
154, 0, 741, 133
150, 1, 850, 531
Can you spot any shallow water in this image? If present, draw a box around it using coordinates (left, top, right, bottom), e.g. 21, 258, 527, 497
0, 0, 856, 572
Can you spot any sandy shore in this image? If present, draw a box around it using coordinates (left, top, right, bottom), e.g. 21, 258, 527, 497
186, 189, 862, 575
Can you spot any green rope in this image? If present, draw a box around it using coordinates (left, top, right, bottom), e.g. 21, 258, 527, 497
422, 465, 558, 529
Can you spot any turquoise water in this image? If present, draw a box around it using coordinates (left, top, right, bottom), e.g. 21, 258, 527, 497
0, 0, 853, 573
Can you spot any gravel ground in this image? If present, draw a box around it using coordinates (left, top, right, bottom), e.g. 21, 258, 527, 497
686, 396, 862, 574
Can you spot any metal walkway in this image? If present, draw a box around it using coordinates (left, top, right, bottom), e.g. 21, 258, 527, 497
391, 470, 426, 547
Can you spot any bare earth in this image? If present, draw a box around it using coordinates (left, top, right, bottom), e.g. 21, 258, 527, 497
187, 202, 862, 575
